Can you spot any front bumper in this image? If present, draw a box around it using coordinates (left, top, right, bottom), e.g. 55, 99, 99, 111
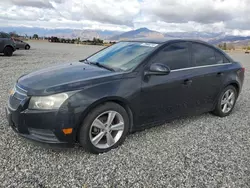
5, 106, 76, 148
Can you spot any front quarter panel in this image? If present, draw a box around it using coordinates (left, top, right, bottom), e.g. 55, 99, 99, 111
57, 73, 141, 131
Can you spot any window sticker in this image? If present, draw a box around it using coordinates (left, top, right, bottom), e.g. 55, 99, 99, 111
140, 43, 158, 47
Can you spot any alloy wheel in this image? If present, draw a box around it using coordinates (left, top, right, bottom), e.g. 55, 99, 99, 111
89, 110, 125, 149
221, 89, 236, 113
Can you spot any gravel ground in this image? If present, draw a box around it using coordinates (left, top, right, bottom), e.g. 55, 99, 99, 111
0, 42, 250, 188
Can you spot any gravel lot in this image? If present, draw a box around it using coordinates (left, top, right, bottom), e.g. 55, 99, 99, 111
0, 41, 249, 187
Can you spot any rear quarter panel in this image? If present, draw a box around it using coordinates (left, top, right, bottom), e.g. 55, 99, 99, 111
222, 62, 244, 93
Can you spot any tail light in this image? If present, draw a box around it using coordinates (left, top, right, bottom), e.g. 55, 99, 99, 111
237, 67, 245, 75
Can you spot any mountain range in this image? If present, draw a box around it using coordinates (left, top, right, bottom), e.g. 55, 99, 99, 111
1, 26, 250, 45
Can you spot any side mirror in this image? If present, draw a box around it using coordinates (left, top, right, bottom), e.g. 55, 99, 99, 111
145, 63, 171, 76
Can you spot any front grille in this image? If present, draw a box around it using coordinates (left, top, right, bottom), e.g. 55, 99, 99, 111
15, 84, 27, 97
8, 84, 27, 110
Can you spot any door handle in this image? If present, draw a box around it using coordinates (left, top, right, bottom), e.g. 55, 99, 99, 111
183, 79, 192, 85
217, 72, 224, 76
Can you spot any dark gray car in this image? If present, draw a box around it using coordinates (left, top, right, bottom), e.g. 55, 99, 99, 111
14, 39, 30, 50
0, 32, 16, 56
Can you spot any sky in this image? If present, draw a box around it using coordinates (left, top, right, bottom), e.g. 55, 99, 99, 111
1, 0, 250, 35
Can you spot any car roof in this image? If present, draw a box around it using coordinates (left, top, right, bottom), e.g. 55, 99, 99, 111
120, 38, 211, 45
120, 38, 234, 62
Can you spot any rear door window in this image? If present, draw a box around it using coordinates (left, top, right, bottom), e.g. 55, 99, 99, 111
215, 51, 224, 64
192, 43, 218, 66
215, 50, 230, 64
192, 43, 230, 67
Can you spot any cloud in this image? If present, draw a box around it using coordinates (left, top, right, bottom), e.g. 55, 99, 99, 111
1, 0, 250, 35
10, 0, 53, 8
1, 0, 140, 27
139, 0, 250, 33
141, 0, 234, 24
53, 0, 140, 26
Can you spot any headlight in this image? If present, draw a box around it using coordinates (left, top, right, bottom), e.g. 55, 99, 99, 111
29, 92, 71, 110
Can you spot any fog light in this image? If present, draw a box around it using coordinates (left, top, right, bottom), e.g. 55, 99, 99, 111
62, 128, 73, 135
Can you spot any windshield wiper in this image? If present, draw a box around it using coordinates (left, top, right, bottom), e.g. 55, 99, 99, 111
82, 59, 115, 72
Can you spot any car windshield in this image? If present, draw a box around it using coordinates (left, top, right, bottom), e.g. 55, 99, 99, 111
86, 42, 159, 71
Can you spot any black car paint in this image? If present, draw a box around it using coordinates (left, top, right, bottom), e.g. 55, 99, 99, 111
18, 63, 125, 95
0, 32, 16, 53
6, 39, 244, 147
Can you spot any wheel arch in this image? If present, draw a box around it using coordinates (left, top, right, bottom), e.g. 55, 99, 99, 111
213, 81, 240, 111
4, 45, 15, 52
225, 81, 240, 97
75, 96, 134, 141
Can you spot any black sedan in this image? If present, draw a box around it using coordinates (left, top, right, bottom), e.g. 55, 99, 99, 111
6, 39, 245, 153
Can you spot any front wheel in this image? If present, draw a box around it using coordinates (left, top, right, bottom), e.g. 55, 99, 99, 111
212, 85, 237, 117
78, 102, 129, 154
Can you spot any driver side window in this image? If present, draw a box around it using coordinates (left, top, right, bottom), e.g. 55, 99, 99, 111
150, 42, 191, 70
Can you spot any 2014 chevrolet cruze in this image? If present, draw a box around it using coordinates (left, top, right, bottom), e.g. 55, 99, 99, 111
6, 39, 245, 153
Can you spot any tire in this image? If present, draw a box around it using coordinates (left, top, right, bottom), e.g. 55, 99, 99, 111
212, 85, 238, 117
25, 45, 30, 50
3, 46, 13, 56
78, 102, 129, 154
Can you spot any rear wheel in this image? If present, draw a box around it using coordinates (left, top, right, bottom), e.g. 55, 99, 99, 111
78, 102, 129, 153
25, 45, 30, 50
212, 85, 237, 117
3, 47, 13, 56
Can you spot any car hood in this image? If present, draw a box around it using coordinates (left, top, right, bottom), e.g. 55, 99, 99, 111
17, 62, 124, 95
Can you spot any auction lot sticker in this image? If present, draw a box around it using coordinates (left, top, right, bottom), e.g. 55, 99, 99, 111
140, 43, 158, 47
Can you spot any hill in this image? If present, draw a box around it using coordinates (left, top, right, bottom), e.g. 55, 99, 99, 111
1, 26, 250, 46
109, 27, 164, 40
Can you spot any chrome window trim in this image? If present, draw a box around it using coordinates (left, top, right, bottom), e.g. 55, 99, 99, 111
171, 63, 232, 72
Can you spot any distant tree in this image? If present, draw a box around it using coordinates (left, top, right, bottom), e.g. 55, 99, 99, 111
93, 37, 103, 45
33, 34, 39, 39
223, 43, 227, 50
247, 46, 250, 50
76, 37, 80, 44
97, 38, 103, 44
